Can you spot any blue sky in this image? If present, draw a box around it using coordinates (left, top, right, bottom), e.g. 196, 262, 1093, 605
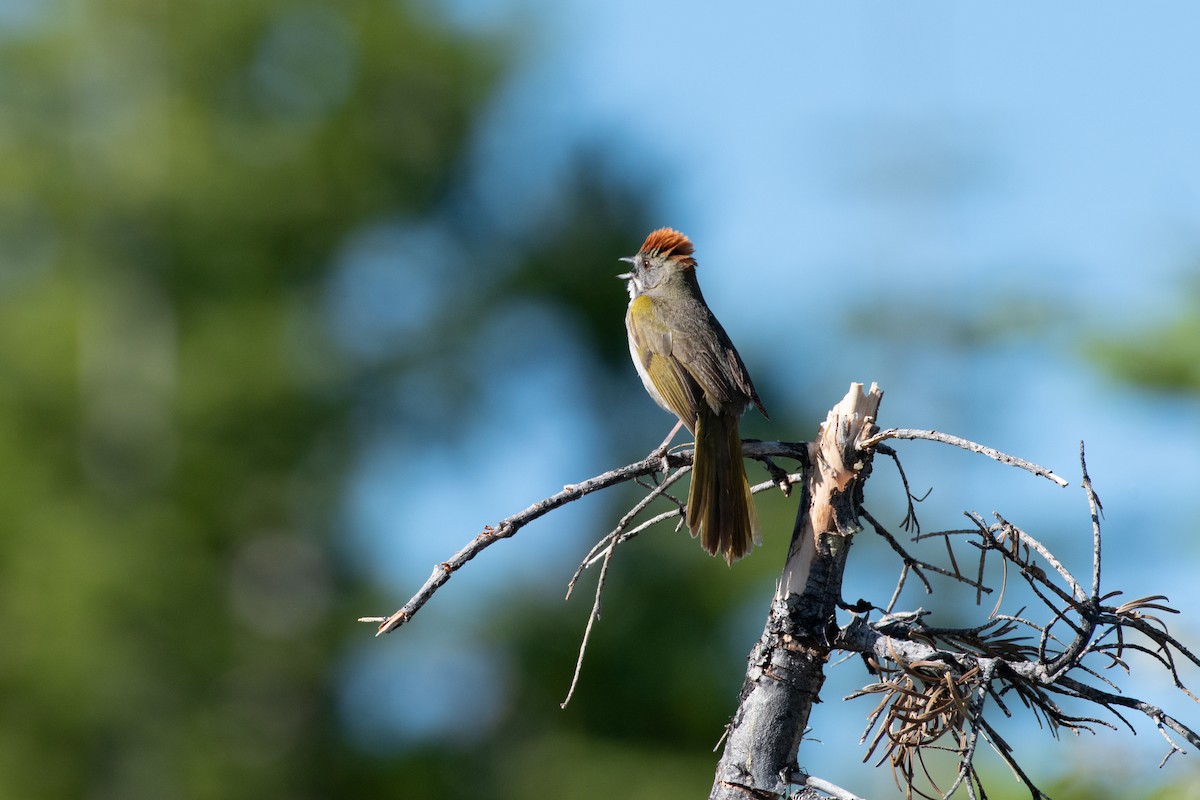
342, 2, 1200, 792
4, 0, 1197, 793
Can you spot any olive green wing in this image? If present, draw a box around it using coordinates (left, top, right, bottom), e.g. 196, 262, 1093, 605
668, 308, 767, 418
626, 295, 702, 431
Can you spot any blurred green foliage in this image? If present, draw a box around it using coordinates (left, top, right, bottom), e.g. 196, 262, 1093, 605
1086, 277, 1200, 395
0, 1, 499, 796
0, 2, 799, 798
5, 2, 1196, 798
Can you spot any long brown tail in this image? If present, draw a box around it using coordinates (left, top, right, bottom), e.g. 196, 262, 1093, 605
687, 407, 760, 565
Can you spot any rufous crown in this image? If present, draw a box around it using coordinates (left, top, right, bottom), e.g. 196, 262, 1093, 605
638, 228, 697, 267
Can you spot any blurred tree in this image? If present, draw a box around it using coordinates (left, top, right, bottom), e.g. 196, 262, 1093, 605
1086, 275, 1200, 395
0, 2, 799, 799
0, 2, 503, 796
5, 3, 1195, 797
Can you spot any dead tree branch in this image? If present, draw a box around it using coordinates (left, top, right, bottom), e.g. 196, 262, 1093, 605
361, 440, 807, 635
367, 380, 1198, 800
860, 428, 1068, 488
711, 383, 883, 799
713, 385, 1199, 799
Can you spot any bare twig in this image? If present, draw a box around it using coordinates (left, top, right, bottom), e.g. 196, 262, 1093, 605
585, 507, 684, 562
561, 456, 696, 705
976, 718, 1050, 799
561, 541, 617, 708
993, 512, 1086, 603
1079, 441, 1104, 601
885, 564, 911, 615
792, 773, 867, 800
1054, 676, 1200, 750
568, 464, 691, 598
862, 508, 990, 595
860, 428, 1068, 488
364, 440, 808, 634
576, 472, 804, 572
877, 443, 925, 534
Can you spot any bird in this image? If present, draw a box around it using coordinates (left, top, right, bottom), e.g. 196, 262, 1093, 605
618, 228, 767, 564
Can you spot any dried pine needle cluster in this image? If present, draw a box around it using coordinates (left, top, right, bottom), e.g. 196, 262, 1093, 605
842, 451, 1200, 800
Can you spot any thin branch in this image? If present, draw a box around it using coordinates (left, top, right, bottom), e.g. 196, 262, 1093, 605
560, 457, 701, 705
886, 564, 911, 614
993, 512, 1086, 603
967, 517, 1083, 619
860, 428, 1068, 488
877, 443, 924, 534
796, 773, 868, 800
1055, 676, 1200, 750
574, 471, 804, 574
862, 508, 990, 594
585, 507, 684, 562
976, 718, 1049, 799
568, 464, 690, 598
364, 440, 808, 634
561, 541, 617, 708
1079, 442, 1104, 601
362, 453, 680, 634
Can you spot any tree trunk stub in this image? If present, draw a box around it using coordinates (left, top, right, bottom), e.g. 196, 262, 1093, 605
711, 383, 883, 800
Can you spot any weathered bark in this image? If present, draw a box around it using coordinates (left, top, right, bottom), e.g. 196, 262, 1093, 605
711, 383, 882, 800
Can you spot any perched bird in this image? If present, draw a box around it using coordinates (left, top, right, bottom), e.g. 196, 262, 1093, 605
619, 228, 767, 564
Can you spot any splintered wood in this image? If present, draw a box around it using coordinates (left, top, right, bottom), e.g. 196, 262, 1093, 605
778, 382, 883, 599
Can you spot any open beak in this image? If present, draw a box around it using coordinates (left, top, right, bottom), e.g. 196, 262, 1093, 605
616, 255, 635, 279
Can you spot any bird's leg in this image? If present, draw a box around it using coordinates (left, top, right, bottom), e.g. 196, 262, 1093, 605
652, 420, 684, 474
